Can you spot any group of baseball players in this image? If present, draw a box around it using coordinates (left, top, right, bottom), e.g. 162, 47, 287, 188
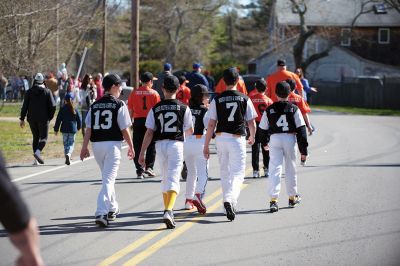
77, 59, 311, 229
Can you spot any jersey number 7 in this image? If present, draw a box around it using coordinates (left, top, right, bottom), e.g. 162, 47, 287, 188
226, 102, 238, 122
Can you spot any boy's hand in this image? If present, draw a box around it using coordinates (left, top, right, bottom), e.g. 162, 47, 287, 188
138, 152, 145, 167
127, 147, 134, 160
247, 136, 255, 145
80, 147, 90, 161
263, 145, 269, 151
203, 145, 210, 159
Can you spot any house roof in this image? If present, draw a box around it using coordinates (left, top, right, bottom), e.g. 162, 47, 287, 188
276, 0, 400, 27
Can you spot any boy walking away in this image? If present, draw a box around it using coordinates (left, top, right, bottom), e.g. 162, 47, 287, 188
80, 74, 134, 227
203, 67, 257, 221
139, 75, 193, 229
184, 84, 210, 214
54, 93, 82, 165
249, 79, 273, 178
127, 72, 160, 179
259, 81, 308, 213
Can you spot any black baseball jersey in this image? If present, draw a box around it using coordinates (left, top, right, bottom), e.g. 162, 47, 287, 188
214, 90, 249, 136
190, 104, 208, 135
262, 101, 304, 134
151, 99, 188, 141
89, 94, 124, 142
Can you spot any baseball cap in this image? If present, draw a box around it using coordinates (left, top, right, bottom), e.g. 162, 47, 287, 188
177, 75, 189, 85
193, 63, 202, 69
191, 84, 209, 98
163, 75, 180, 91
275, 81, 291, 98
141, 72, 157, 83
277, 59, 286, 66
34, 73, 44, 84
255, 78, 267, 92
102, 73, 122, 90
223, 67, 239, 85
164, 63, 172, 71
64, 92, 74, 101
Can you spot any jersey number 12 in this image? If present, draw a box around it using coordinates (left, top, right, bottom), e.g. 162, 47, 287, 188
158, 112, 177, 133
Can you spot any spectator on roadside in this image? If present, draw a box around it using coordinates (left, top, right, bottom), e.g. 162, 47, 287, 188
21, 76, 30, 100
154, 63, 173, 99
79, 74, 97, 137
69, 75, 81, 106
0, 73, 8, 100
203, 70, 215, 92
94, 73, 104, 100
0, 151, 44, 266
19, 73, 56, 165
295, 67, 317, 105
11, 76, 21, 101
57, 63, 67, 79
265, 59, 303, 102
58, 69, 72, 108
45, 72, 59, 104
186, 63, 209, 90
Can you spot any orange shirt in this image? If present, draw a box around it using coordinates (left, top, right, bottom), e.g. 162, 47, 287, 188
215, 78, 248, 95
127, 86, 160, 119
288, 92, 311, 115
248, 89, 258, 98
250, 92, 273, 122
176, 85, 191, 105
266, 70, 303, 102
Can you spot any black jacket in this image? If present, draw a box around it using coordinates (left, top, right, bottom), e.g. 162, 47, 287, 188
20, 84, 56, 122
54, 105, 82, 134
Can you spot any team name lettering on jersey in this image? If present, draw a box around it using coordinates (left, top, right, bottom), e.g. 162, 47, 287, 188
190, 109, 202, 115
218, 96, 245, 103
92, 103, 117, 109
154, 105, 181, 113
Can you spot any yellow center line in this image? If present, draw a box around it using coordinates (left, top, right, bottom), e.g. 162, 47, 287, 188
98, 187, 223, 266
123, 184, 250, 266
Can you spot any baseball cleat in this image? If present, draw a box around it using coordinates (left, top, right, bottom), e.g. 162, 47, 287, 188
288, 195, 302, 208
107, 208, 120, 221
269, 201, 279, 213
144, 168, 156, 177
33, 153, 44, 164
224, 202, 235, 221
65, 154, 71, 165
253, 170, 260, 178
193, 193, 207, 214
300, 159, 306, 166
137, 174, 144, 179
163, 210, 176, 229
95, 215, 109, 227
184, 199, 194, 210
263, 167, 269, 177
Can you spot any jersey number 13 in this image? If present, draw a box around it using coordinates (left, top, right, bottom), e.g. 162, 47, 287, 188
93, 110, 113, 130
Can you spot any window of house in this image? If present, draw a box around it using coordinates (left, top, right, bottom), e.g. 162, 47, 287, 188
378, 28, 390, 44
373, 3, 387, 14
341, 28, 351, 46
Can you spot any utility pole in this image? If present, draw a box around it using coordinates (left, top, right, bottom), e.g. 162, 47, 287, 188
102, 0, 107, 74
131, 0, 139, 89
56, 3, 59, 71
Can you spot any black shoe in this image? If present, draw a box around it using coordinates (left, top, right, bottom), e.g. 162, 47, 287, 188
95, 215, 108, 227
289, 195, 302, 208
144, 168, 156, 177
270, 201, 279, 213
33, 153, 44, 164
65, 154, 71, 165
163, 210, 176, 229
224, 202, 235, 221
107, 209, 120, 221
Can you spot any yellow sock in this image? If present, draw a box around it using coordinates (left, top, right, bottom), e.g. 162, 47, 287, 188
166, 190, 177, 210
163, 193, 168, 209
270, 198, 278, 202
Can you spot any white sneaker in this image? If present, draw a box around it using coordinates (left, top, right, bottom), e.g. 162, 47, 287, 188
33, 159, 38, 165
263, 167, 269, 177
253, 170, 260, 178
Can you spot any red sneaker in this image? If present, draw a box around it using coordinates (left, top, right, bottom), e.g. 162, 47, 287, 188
192, 193, 207, 214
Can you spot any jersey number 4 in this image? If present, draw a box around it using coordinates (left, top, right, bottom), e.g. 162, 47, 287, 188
93, 110, 112, 130
276, 115, 289, 131
157, 112, 177, 133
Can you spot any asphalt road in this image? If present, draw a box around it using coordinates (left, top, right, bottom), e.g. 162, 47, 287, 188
1, 111, 400, 266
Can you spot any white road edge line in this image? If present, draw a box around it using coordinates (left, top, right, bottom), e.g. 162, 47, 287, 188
12, 146, 128, 183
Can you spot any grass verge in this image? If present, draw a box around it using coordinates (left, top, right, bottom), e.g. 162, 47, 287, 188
0, 120, 84, 164
0, 102, 22, 117
312, 105, 400, 116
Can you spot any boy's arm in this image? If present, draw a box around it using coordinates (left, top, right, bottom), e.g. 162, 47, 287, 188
80, 128, 92, 160
296, 125, 308, 156
203, 119, 216, 159
121, 128, 134, 160
247, 119, 256, 145
138, 129, 154, 167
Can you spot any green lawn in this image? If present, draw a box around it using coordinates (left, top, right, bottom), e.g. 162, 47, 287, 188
0, 102, 22, 117
0, 120, 84, 164
312, 105, 400, 116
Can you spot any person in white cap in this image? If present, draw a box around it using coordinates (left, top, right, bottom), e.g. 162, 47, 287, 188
19, 73, 56, 165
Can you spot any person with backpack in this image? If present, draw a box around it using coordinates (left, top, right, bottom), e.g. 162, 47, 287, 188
54, 93, 82, 165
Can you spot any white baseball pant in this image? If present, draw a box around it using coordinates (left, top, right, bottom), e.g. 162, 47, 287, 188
92, 141, 121, 216
268, 133, 298, 199
184, 136, 209, 199
156, 140, 184, 194
215, 133, 246, 205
